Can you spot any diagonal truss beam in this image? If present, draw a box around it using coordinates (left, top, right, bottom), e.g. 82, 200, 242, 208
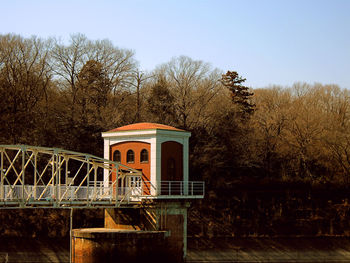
0, 145, 142, 208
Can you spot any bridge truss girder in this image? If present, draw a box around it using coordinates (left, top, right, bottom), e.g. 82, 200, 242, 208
0, 145, 142, 208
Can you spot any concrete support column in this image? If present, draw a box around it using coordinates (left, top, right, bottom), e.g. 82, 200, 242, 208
141, 201, 190, 262
155, 138, 162, 195
183, 138, 189, 195
150, 137, 158, 196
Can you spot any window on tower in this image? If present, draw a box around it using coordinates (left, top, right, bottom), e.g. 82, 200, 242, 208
126, 150, 134, 163
140, 149, 149, 163
113, 150, 121, 162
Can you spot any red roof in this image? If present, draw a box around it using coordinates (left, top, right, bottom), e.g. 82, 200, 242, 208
107, 123, 185, 132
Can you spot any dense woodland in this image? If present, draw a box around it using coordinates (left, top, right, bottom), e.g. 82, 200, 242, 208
2, 33, 350, 238
1, 33, 350, 186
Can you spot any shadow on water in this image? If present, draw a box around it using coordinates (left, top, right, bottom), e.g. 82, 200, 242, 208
0, 237, 69, 263
186, 237, 350, 263
1, 237, 350, 263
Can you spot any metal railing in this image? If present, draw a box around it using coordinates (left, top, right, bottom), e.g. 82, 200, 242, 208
0, 180, 204, 205
158, 181, 205, 196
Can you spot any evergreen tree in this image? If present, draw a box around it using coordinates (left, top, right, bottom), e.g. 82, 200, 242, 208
221, 71, 255, 116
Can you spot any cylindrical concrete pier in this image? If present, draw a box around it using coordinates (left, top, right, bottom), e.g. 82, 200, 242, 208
72, 228, 173, 263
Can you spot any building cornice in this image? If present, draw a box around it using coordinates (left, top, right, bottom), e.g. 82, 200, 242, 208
101, 129, 191, 139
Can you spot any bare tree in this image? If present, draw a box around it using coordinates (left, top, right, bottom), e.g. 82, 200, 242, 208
123, 70, 154, 122
51, 34, 88, 104
51, 34, 137, 120
0, 34, 51, 143
155, 56, 222, 129
252, 87, 291, 176
320, 85, 350, 184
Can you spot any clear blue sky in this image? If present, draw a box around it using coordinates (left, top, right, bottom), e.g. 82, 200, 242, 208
1, 0, 349, 89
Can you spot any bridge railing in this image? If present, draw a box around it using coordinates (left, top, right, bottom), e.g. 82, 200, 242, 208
127, 180, 205, 199
139, 181, 205, 197
0, 180, 204, 204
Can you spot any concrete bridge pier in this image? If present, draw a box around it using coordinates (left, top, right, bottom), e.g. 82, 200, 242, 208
71, 228, 170, 263
71, 201, 190, 263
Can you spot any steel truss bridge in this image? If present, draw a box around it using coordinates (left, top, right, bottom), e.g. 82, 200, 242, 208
0, 145, 204, 208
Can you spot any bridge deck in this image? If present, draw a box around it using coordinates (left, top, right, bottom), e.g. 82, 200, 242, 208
0, 183, 204, 208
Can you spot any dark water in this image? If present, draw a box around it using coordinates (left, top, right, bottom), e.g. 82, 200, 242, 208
1, 237, 350, 263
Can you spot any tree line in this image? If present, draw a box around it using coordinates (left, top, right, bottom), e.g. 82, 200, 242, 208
1, 33, 349, 188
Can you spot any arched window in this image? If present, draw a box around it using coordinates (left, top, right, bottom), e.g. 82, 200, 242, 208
167, 158, 176, 181
126, 150, 134, 163
140, 149, 149, 163
113, 150, 121, 162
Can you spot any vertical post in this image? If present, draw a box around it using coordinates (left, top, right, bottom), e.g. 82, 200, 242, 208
22, 147, 25, 201
141, 178, 143, 196
34, 151, 37, 199
103, 139, 110, 188
121, 177, 124, 198
115, 165, 119, 205
0, 148, 3, 200
155, 139, 161, 196
87, 158, 90, 203
183, 136, 189, 196
65, 157, 69, 185
94, 165, 97, 201
66, 158, 72, 200
58, 155, 61, 201
55, 153, 59, 205
51, 154, 55, 199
